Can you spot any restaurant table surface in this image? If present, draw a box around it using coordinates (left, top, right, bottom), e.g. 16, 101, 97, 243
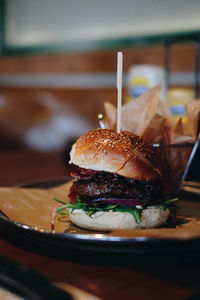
1, 149, 200, 300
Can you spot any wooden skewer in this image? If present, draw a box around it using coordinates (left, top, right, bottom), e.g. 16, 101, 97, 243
117, 52, 123, 134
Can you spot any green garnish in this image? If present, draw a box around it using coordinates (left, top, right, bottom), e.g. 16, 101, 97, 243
152, 198, 178, 206
53, 197, 67, 205
53, 197, 178, 225
54, 197, 143, 224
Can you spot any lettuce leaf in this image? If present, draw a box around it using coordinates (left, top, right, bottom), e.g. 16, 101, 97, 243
53, 197, 178, 224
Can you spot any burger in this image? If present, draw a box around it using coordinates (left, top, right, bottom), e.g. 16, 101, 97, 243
60, 128, 176, 231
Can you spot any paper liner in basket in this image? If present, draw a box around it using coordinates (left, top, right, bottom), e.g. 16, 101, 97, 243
104, 84, 200, 179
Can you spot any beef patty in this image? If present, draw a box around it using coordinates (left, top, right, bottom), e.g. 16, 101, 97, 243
73, 170, 163, 207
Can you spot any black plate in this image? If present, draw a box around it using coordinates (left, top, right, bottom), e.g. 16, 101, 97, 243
0, 255, 72, 300
1, 180, 200, 261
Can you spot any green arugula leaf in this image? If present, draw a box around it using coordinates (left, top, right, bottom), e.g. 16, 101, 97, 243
53, 197, 178, 225
53, 197, 67, 205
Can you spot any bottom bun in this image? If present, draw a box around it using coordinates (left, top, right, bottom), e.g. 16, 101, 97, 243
69, 208, 170, 231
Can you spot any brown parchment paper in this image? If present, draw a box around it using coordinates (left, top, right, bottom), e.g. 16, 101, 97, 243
104, 84, 199, 144
1, 183, 200, 239
104, 84, 200, 179
0, 182, 70, 231
0, 182, 100, 235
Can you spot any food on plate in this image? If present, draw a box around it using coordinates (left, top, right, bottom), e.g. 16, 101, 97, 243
55, 128, 177, 231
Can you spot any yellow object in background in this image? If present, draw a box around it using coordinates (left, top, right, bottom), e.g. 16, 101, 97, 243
128, 76, 149, 98
166, 88, 195, 121
126, 65, 167, 103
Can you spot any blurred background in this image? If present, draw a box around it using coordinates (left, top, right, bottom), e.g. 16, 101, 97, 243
0, 0, 200, 185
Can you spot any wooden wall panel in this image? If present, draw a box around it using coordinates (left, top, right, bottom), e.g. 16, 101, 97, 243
0, 43, 197, 74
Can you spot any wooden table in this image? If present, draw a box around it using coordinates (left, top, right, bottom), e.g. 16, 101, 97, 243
0, 149, 200, 300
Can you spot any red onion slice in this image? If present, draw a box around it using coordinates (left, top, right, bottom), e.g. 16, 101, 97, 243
91, 198, 143, 207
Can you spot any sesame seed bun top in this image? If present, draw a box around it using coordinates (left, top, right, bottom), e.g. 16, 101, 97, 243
69, 128, 160, 180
